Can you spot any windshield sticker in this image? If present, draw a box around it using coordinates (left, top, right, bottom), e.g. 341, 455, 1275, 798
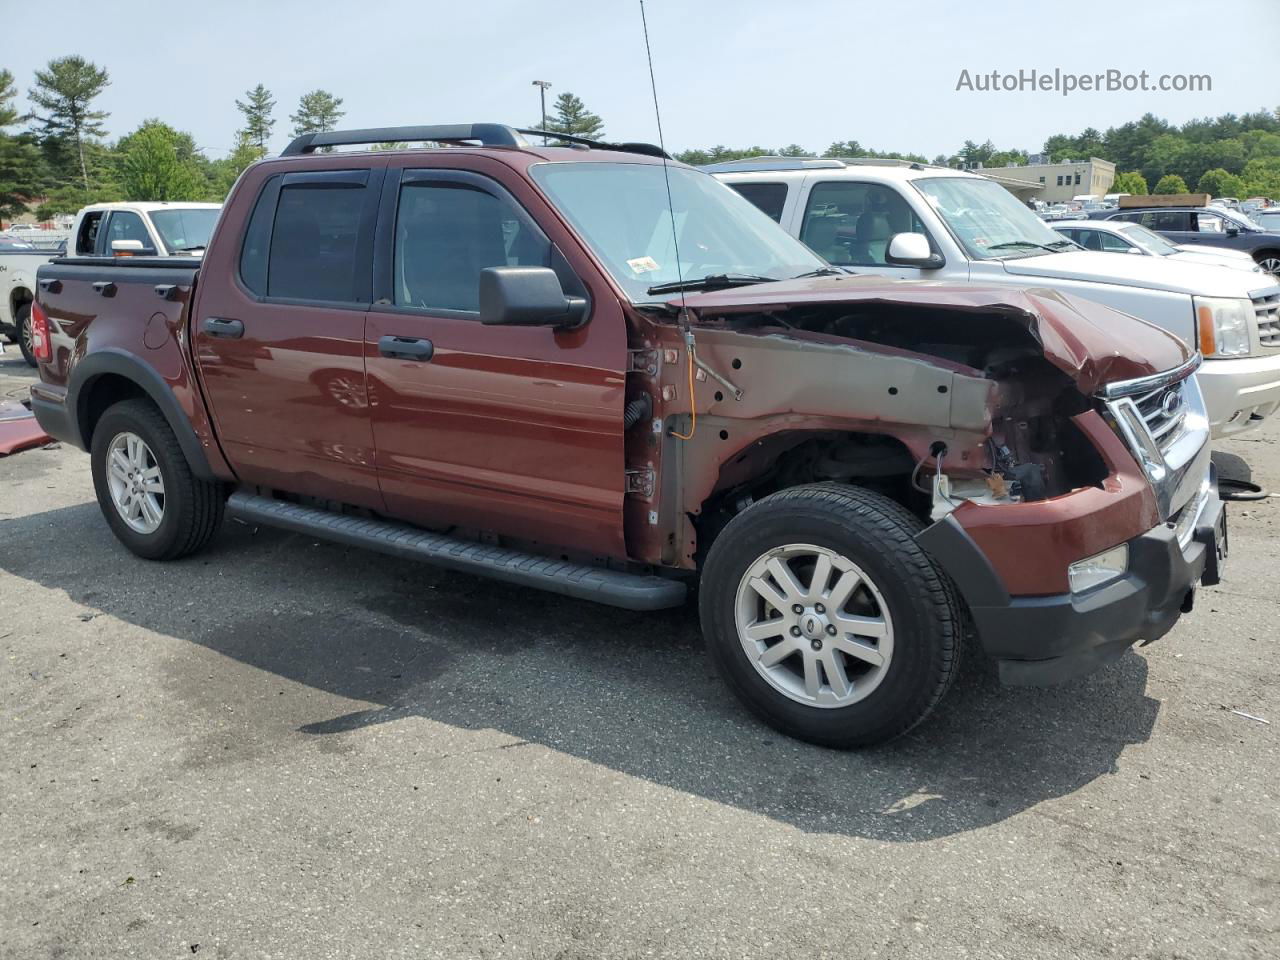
626, 256, 661, 274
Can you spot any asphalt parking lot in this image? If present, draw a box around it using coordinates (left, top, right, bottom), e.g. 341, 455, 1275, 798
1, 345, 1276, 959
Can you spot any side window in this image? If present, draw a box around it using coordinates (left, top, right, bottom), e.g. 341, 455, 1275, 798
393, 178, 550, 313
727, 182, 788, 222
1153, 211, 1188, 231
1194, 212, 1225, 233
1097, 231, 1133, 252
264, 174, 372, 302
76, 211, 105, 255
799, 181, 925, 267
104, 211, 155, 253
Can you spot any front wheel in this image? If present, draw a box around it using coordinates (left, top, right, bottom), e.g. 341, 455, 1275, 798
15, 303, 37, 367
1255, 251, 1280, 277
699, 483, 962, 748
90, 399, 225, 560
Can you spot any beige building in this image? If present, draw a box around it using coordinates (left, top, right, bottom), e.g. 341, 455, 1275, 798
975, 157, 1116, 203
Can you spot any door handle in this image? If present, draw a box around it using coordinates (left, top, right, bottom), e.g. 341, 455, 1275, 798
91, 280, 116, 297
379, 335, 434, 361
203, 316, 245, 339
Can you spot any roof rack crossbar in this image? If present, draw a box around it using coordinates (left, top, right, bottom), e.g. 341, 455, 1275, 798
281, 123, 527, 156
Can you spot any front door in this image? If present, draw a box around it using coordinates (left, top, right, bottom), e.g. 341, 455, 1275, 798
193, 164, 387, 510
363, 161, 628, 558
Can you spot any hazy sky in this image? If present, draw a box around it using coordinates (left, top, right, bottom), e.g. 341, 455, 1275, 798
4, 0, 1277, 159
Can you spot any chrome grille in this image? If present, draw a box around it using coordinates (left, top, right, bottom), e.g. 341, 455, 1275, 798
1256, 291, 1280, 348
1132, 381, 1187, 452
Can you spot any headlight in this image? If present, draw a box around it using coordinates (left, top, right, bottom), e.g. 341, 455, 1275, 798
1068, 544, 1129, 594
1194, 296, 1252, 357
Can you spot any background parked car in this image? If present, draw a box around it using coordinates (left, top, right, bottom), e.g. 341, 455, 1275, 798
0, 239, 58, 365
68, 202, 222, 258
1090, 204, 1280, 276
1054, 220, 1263, 273
1253, 208, 1280, 231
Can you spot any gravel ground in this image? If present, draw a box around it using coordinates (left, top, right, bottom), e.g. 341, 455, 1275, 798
1, 344, 1276, 959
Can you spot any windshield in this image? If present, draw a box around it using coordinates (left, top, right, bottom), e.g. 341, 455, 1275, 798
529, 162, 826, 302
1120, 224, 1179, 256
149, 208, 220, 253
913, 176, 1070, 260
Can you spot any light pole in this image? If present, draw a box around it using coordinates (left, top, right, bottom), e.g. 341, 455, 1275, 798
531, 80, 551, 144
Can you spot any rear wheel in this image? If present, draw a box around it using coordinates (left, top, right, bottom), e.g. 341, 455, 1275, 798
699, 483, 962, 748
1255, 251, 1280, 277
15, 303, 36, 367
90, 399, 225, 560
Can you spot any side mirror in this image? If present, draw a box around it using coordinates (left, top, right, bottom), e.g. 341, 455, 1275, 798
111, 239, 152, 256
1126, 246, 1144, 254
1225, 226, 1239, 237
479, 266, 588, 329
885, 232, 943, 269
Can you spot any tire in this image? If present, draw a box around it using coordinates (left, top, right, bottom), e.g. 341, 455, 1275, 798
1254, 251, 1280, 277
15, 302, 37, 367
699, 482, 962, 748
90, 399, 225, 560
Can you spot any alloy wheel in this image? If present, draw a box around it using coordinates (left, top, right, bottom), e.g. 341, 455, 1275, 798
105, 431, 166, 534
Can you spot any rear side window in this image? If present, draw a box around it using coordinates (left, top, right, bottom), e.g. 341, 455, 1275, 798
239, 170, 376, 303
728, 182, 788, 222
393, 177, 550, 313
76, 211, 105, 255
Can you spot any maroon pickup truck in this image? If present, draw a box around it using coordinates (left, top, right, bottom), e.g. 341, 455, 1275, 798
29, 123, 1226, 747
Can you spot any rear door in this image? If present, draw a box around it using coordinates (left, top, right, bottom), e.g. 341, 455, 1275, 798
192, 162, 387, 509
362, 156, 628, 557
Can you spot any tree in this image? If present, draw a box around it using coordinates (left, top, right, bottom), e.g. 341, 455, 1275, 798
206, 132, 262, 199
1196, 167, 1246, 199
1110, 171, 1148, 195
118, 120, 203, 201
1241, 156, 1280, 199
290, 89, 344, 138
1153, 174, 1189, 195
0, 68, 44, 218
543, 92, 604, 140
28, 55, 110, 190
235, 83, 275, 154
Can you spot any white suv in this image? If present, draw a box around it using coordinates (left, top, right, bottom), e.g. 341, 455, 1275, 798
711, 157, 1280, 438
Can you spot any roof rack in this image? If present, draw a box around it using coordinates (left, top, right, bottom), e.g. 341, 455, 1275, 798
280, 123, 668, 159
699, 155, 945, 174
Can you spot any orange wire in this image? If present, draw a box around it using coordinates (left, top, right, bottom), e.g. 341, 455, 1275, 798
670, 347, 697, 440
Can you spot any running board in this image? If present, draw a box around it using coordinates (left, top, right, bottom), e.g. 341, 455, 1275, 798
226, 492, 687, 611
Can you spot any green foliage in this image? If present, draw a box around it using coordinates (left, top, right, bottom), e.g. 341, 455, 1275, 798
1153, 174, 1190, 195
290, 89, 344, 138
823, 140, 929, 163
0, 68, 46, 218
1241, 156, 1280, 198
35, 181, 122, 218
235, 84, 275, 152
118, 120, 205, 201
27, 55, 110, 190
1110, 171, 1148, 195
1196, 167, 1246, 199
542, 92, 604, 140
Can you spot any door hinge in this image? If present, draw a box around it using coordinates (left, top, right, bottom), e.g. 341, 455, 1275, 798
628, 349, 660, 377
625, 467, 656, 499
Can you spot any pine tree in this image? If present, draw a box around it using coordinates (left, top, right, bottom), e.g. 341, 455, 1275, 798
235, 83, 276, 154
0, 69, 44, 218
28, 55, 110, 191
543, 92, 604, 140
290, 90, 345, 138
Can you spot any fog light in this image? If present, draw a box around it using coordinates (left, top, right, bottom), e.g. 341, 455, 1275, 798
1068, 544, 1129, 594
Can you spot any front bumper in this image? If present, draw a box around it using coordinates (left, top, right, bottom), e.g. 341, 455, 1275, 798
919, 475, 1226, 686
1197, 354, 1280, 438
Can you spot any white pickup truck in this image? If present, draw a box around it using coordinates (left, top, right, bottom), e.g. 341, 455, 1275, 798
68, 201, 222, 258
711, 157, 1280, 438
0, 237, 57, 366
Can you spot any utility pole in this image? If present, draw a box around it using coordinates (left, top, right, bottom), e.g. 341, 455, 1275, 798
531, 80, 551, 144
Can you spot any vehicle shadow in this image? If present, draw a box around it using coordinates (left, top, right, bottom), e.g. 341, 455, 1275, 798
1, 502, 1161, 843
